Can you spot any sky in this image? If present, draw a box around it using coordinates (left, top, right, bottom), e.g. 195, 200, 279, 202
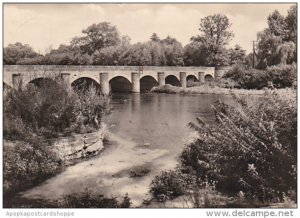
3, 3, 296, 54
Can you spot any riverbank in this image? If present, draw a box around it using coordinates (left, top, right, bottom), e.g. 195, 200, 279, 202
151, 84, 295, 96
15, 129, 176, 207
3, 127, 108, 208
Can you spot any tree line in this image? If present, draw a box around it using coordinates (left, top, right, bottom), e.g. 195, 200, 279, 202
4, 5, 296, 69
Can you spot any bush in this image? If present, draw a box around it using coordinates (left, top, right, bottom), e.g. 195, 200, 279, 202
180, 91, 296, 202
224, 65, 268, 89
5, 191, 132, 208
224, 64, 296, 90
150, 169, 195, 201
265, 63, 296, 88
129, 165, 151, 178
61, 191, 132, 208
3, 136, 62, 195
3, 75, 110, 197
3, 76, 110, 140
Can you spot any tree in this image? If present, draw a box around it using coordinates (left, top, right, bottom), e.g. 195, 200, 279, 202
44, 45, 92, 65
70, 22, 121, 55
267, 10, 286, 37
150, 33, 160, 42
197, 14, 233, 66
227, 45, 247, 66
183, 40, 208, 66
285, 5, 297, 43
256, 6, 296, 69
4, 42, 41, 65
161, 36, 184, 66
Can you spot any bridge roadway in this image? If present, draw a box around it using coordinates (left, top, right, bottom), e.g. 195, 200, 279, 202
3, 65, 216, 94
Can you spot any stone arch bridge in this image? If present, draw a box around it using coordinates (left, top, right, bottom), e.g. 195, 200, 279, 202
3, 65, 216, 94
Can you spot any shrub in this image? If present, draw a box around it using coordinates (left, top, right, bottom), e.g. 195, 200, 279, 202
61, 191, 132, 208
224, 65, 268, 89
5, 191, 132, 208
180, 91, 296, 202
224, 64, 296, 90
129, 165, 151, 178
73, 86, 110, 130
4, 77, 76, 139
3, 76, 110, 140
3, 75, 110, 197
265, 63, 296, 88
3, 136, 62, 196
150, 169, 195, 201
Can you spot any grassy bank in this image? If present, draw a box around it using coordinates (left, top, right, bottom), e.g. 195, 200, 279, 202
151, 84, 295, 96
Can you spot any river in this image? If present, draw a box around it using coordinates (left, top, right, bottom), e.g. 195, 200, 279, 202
21, 93, 232, 207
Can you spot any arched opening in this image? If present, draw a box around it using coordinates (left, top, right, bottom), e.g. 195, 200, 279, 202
140, 76, 158, 92
26, 78, 68, 98
165, 75, 180, 87
3, 82, 12, 95
186, 75, 198, 82
205, 74, 214, 83
27, 78, 60, 90
109, 76, 132, 93
186, 75, 199, 87
71, 77, 100, 94
3, 82, 11, 90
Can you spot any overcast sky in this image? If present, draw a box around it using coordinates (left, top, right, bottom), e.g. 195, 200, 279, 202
4, 3, 295, 54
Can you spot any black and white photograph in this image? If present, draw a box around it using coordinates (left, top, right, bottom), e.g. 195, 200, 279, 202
1, 0, 298, 213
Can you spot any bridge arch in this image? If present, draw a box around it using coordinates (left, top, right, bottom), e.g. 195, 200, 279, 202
140, 75, 158, 92
186, 74, 199, 87
186, 75, 198, 82
71, 77, 100, 94
205, 74, 214, 82
27, 77, 59, 89
165, 75, 180, 87
109, 76, 132, 93
3, 82, 12, 95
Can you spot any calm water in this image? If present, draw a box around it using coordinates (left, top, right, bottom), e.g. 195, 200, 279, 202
106, 93, 231, 152
21, 93, 232, 206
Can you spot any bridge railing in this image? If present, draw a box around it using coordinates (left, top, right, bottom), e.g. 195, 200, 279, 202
4, 65, 215, 72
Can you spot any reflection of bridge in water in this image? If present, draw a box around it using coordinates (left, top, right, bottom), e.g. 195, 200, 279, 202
3, 65, 218, 94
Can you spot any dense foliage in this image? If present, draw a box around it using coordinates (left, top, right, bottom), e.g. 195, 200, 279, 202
61, 192, 132, 208
224, 63, 296, 89
4, 77, 109, 140
3, 76, 110, 196
150, 169, 193, 200
3, 136, 62, 196
256, 6, 297, 69
151, 91, 297, 205
2, 17, 236, 67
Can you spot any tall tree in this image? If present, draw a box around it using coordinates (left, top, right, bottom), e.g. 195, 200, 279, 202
256, 6, 296, 69
227, 45, 247, 66
285, 5, 297, 43
267, 10, 286, 37
70, 22, 121, 55
197, 14, 234, 66
183, 40, 208, 66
